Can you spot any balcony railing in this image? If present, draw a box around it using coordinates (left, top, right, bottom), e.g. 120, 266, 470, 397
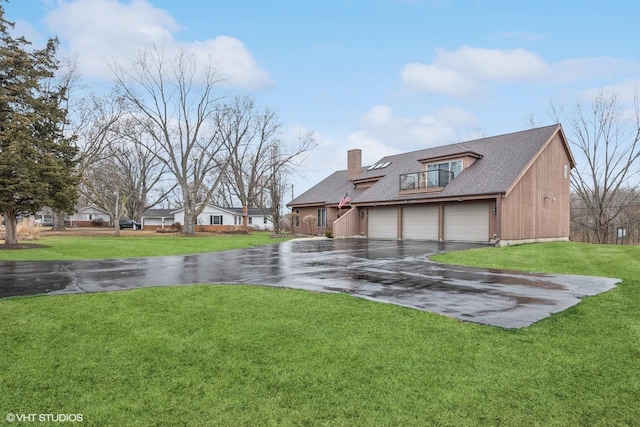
399, 169, 454, 191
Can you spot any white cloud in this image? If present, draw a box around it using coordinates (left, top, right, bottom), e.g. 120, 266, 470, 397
438, 46, 549, 81
401, 45, 640, 101
361, 105, 394, 126
347, 130, 401, 165
401, 63, 479, 97
554, 57, 640, 84
185, 37, 271, 89
401, 45, 550, 98
292, 106, 481, 196
580, 79, 640, 104
44, 0, 271, 88
348, 104, 480, 161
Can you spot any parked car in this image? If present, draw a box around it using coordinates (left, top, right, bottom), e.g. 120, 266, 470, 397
119, 219, 141, 230
35, 218, 54, 227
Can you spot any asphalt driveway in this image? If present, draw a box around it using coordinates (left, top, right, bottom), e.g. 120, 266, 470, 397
0, 238, 619, 328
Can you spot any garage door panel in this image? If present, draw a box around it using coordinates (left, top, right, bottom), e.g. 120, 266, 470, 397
368, 208, 397, 239
444, 203, 489, 242
402, 206, 438, 240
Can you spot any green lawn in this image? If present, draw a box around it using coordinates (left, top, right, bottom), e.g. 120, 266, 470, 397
430, 241, 636, 279
1, 241, 639, 425
0, 232, 289, 261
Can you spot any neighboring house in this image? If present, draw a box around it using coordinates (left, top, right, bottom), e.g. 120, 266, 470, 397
171, 205, 274, 231
33, 208, 54, 225
140, 208, 175, 230
66, 206, 111, 227
287, 124, 575, 246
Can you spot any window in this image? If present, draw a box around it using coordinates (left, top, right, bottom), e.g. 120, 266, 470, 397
210, 215, 223, 225
88, 214, 93, 221
317, 208, 326, 227
264, 217, 268, 225
367, 161, 392, 171
426, 160, 462, 186
564, 164, 569, 179
248, 217, 253, 225
295, 210, 300, 227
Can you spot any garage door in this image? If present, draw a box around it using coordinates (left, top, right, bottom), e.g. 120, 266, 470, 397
444, 202, 489, 242
368, 208, 398, 239
402, 205, 438, 240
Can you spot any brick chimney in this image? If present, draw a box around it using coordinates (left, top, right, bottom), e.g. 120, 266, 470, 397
347, 149, 362, 180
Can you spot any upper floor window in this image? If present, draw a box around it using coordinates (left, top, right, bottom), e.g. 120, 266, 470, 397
426, 160, 462, 186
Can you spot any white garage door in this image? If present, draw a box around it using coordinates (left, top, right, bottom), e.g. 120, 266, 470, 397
402, 205, 439, 240
368, 208, 398, 239
444, 202, 489, 242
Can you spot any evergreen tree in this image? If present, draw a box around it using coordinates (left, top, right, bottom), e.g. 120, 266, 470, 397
0, 5, 79, 244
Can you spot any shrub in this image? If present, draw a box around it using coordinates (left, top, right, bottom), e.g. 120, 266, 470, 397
279, 214, 296, 233
303, 215, 317, 235
171, 222, 182, 232
16, 219, 41, 240
92, 218, 105, 227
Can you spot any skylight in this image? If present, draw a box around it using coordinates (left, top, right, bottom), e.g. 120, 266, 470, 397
367, 161, 391, 171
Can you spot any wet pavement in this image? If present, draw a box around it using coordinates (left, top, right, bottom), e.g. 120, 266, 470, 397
0, 238, 620, 328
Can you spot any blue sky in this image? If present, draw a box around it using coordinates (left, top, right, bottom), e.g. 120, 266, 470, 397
5, 0, 640, 197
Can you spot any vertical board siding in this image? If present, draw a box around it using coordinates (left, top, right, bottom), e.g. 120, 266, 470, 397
333, 208, 361, 237
501, 134, 571, 240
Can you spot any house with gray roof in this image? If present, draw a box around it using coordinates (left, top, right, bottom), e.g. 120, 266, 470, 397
287, 124, 575, 246
140, 208, 176, 230
170, 205, 274, 231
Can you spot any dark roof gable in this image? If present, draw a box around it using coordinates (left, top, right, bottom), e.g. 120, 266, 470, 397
288, 124, 566, 207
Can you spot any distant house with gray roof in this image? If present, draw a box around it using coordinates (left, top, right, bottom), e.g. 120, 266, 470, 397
287, 124, 575, 246
140, 208, 176, 230
170, 205, 274, 231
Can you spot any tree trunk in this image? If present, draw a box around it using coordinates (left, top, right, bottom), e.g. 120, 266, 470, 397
183, 212, 195, 234
182, 197, 196, 235
3, 210, 18, 245
52, 209, 67, 230
113, 217, 121, 237
242, 205, 248, 227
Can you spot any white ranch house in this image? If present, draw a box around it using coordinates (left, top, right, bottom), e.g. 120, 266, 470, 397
170, 205, 274, 230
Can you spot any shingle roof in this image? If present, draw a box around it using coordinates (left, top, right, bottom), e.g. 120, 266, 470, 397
227, 207, 271, 216
167, 205, 271, 217
288, 124, 564, 207
141, 208, 175, 217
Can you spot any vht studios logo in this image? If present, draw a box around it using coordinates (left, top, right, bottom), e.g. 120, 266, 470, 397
6, 413, 83, 422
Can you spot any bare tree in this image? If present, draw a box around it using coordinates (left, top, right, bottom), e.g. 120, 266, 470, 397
265, 163, 289, 233
46, 58, 84, 230
220, 96, 316, 226
82, 155, 131, 236
113, 44, 233, 235
114, 117, 176, 220
551, 90, 640, 243
75, 93, 129, 235
76, 92, 177, 234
